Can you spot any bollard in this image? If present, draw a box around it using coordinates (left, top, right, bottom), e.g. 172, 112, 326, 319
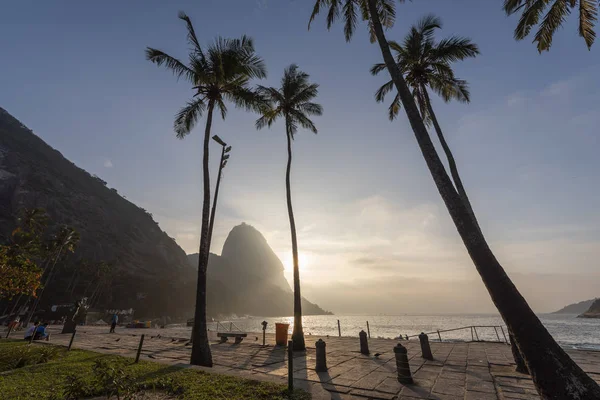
261, 321, 268, 346
315, 339, 327, 372
67, 330, 77, 351
359, 330, 370, 355
337, 320, 341, 337
135, 334, 145, 363
418, 332, 433, 360
366, 321, 371, 338
287, 340, 294, 392
394, 343, 413, 384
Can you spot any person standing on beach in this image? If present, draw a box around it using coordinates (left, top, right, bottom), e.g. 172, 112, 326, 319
109, 313, 118, 333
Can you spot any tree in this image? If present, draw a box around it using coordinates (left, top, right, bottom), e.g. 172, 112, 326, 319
255, 65, 323, 351
503, 0, 598, 52
309, 1, 600, 398
146, 11, 266, 367
371, 14, 481, 232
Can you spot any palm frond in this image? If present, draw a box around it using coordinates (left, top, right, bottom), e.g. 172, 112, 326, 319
432, 37, 480, 62
375, 79, 394, 103
174, 98, 206, 138
178, 11, 203, 55
327, 0, 341, 30
514, 0, 551, 41
225, 86, 264, 113
343, 0, 358, 41
298, 102, 324, 116
255, 108, 280, 130
578, 0, 598, 49
416, 14, 442, 43
370, 62, 387, 76
387, 92, 401, 121
291, 83, 320, 105
216, 98, 228, 119
257, 85, 285, 104
291, 110, 318, 134
145, 48, 195, 82
534, 0, 570, 52
308, 0, 326, 29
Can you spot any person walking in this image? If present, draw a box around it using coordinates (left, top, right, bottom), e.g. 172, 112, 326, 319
109, 313, 118, 333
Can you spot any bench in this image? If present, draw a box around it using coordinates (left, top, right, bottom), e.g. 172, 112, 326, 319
217, 332, 247, 344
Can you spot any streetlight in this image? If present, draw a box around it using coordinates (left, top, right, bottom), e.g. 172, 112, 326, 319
207, 135, 231, 252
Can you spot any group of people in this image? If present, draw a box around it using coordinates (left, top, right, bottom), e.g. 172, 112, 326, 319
24, 322, 50, 341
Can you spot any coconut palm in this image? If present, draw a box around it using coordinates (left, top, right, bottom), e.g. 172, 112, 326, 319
255, 65, 323, 351
309, 1, 600, 398
503, 0, 598, 52
371, 14, 481, 232
146, 12, 266, 367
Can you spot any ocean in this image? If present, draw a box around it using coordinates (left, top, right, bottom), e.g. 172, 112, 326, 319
204, 313, 600, 350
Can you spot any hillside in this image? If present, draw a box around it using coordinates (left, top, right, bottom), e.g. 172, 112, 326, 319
189, 223, 332, 317
0, 107, 197, 318
552, 299, 597, 314
578, 298, 600, 319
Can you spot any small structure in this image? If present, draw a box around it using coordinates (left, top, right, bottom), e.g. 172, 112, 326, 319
359, 330, 370, 355
419, 332, 433, 360
394, 343, 413, 384
315, 339, 328, 372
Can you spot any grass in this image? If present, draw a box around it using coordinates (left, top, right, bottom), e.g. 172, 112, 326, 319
0, 340, 311, 400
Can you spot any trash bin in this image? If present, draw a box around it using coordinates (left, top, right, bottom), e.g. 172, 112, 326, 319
275, 323, 290, 346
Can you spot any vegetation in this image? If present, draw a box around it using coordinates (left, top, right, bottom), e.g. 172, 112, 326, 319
0, 341, 309, 400
146, 12, 267, 367
255, 65, 323, 351
371, 14, 481, 232
308, 0, 600, 398
503, 0, 598, 52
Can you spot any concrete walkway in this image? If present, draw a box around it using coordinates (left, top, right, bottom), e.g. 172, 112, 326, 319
25, 326, 600, 400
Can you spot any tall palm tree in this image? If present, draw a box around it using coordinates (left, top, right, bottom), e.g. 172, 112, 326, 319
255, 65, 323, 351
371, 14, 481, 232
503, 0, 598, 52
309, 1, 600, 398
146, 12, 266, 367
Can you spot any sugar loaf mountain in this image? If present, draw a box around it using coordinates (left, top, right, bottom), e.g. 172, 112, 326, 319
0, 107, 330, 319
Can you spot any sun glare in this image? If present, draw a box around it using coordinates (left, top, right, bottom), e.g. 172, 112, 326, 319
283, 252, 309, 273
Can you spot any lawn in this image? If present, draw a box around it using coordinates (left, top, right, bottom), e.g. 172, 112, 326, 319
0, 340, 310, 400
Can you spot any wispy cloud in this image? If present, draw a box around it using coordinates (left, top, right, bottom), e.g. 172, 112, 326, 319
103, 159, 113, 168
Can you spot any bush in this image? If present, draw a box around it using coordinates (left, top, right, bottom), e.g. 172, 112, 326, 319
0, 343, 64, 372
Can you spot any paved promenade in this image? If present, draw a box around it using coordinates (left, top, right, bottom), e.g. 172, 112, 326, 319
26, 325, 600, 399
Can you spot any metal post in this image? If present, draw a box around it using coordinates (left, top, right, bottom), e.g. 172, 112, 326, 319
67, 330, 77, 351
337, 320, 341, 337
359, 330, 369, 355
5, 325, 13, 339
366, 321, 371, 338
394, 343, 413, 384
287, 340, 294, 392
474, 327, 480, 341
135, 334, 145, 363
419, 332, 433, 360
437, 330, 442, 342
315, 339, 327, 372
494, 326, 501, 342
500, 326, 508, 344
470, 326, 474, 341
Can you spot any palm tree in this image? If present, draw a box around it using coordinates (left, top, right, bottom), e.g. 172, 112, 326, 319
255, 65, 323, 351
309, 1, 600, 398
503, 0, 598, 52
371, 14, 481, 233
146, 12, 267, 367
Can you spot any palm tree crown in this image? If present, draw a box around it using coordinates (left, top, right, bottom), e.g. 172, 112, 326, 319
371, 14, 479, 121
256, 64, 323, 135
146, 12, 267, 137
308, 0, 401, 42
503, 0, 597, 52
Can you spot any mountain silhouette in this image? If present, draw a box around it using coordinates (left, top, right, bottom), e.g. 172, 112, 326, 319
190, 223, 332, 317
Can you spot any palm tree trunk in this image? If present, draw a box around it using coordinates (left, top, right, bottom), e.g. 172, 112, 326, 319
190, 100, 214, 367
366, 0, 600, 398
421, 88, 481, 234
286, 119, 305, 351
510, 330, 530, 374
207, 146, 225, 254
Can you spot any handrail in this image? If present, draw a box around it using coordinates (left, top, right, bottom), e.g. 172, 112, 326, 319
405, 325, 508, 344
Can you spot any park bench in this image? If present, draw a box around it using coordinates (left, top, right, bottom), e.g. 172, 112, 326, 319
217, 331, 247, 344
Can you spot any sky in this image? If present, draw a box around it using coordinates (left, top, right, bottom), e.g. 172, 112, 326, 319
1, 0, 599, 314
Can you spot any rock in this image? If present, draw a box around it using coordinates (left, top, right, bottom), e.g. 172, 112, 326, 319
578, 298, 600, 318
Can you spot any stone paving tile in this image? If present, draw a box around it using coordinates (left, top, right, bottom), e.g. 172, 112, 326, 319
348, 388, 397, 399
432, 378, 465, 397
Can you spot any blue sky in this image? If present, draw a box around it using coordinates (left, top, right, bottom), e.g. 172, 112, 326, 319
1, 0, 599, 313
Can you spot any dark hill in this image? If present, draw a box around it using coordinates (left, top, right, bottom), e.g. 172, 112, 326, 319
0, 106, 197, 318
552, 299, 597, 314
188, 223, 332, 317
578, 298, 600, 319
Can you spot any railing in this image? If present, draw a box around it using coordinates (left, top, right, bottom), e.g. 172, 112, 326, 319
405, 325, 508, 344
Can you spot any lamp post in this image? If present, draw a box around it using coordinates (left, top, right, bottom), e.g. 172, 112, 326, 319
207, 135, 231, 252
